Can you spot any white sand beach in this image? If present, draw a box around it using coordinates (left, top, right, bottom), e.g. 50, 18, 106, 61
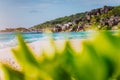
0, 39, 84, 69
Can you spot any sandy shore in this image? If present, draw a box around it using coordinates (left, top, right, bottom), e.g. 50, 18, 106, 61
0, 39, 84, 79
0, 39, 84, 68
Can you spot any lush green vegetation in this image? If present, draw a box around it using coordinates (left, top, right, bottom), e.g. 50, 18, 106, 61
31, 6, 120, 32
32, 13, 86, 28
1, 32, 120, 80
112, 6, 120, 16
97, 6, 120, 19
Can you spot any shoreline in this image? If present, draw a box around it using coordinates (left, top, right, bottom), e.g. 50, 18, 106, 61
0, 39, 84, 69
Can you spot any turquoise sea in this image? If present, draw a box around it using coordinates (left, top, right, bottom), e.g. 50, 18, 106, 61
0, 31, 118, 49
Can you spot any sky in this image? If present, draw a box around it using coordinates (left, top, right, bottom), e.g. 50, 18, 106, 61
0, 0, 120, 30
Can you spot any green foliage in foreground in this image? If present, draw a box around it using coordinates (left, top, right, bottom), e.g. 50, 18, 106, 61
1, 32, 120, 80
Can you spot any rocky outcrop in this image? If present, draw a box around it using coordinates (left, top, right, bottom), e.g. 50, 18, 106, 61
76, 23, 85, 31
100, 16, 120, 27
62, 22, 73, 31
52, 22, 73, 32
86, 6, 114, 22
1, 5, 119, 32
85, 6, 120, 29
29, 5, 120, 32
52, 24, 62, 32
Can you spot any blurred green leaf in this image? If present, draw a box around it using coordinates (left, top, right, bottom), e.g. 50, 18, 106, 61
1, 64, 24, 80
1, 32, 120, 80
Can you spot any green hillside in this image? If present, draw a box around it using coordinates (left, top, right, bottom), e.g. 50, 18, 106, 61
31, 5, 120, 32
32, 12, 86, 28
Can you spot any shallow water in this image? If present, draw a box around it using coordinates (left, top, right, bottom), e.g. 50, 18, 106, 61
0, 31, 118, 49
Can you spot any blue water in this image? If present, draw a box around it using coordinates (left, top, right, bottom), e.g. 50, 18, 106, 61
0, 31, 118, 49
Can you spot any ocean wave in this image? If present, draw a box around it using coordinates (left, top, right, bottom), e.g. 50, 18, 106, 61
0, 36, 50, 49
0, 37, 17, 49
0, 32, 93, 49
24, 36, 52, 43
